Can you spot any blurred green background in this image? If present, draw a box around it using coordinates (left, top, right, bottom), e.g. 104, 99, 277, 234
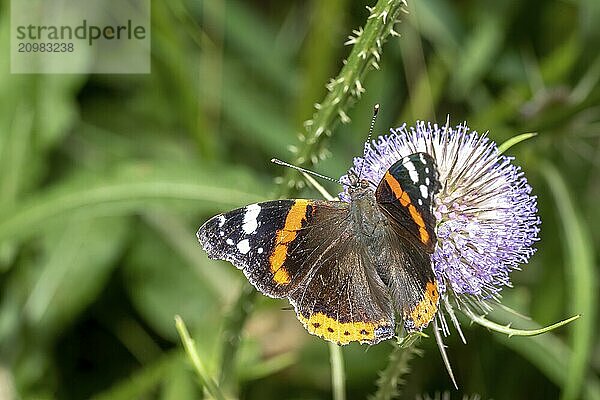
0, 0, 599, 399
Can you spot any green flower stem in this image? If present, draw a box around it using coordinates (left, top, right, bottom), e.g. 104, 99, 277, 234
281, 0, 408, 192
329, 343, 346, 400
371, 344, 420, 400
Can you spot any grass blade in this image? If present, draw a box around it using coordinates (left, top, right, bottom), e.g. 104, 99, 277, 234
540, 162, 596, 400
0, 163, 266, 246
175, 315, 227, 400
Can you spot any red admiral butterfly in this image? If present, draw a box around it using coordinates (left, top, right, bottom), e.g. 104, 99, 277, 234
197, 109, 442, 345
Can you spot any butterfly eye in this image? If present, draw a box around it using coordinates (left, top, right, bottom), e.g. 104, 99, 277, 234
360, 180, 370, 189
347, 172, 358, 186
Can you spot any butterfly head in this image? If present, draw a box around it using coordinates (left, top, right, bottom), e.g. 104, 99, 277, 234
346, 171, 374, 200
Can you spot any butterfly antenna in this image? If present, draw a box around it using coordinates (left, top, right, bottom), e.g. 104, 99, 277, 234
271, 158, 341, 184
357, 103, 380, 181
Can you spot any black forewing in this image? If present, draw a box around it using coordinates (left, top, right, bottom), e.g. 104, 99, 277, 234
375, 152, 440, 252
198, 200, 304, 297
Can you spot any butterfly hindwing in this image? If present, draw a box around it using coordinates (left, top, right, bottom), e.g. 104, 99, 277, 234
375, 152, 441, 252
284, 216, 396, 345
375, 224, 440, 332
289, 242, 396, 345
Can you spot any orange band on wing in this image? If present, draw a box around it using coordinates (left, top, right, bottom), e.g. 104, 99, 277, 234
269, 200, 310, 284
385, 172, 430, 245
384, 172, 411, 206
408, 204, 430, 244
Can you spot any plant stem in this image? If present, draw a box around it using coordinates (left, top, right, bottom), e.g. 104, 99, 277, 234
329, 343, 346, 400
281, 0, 408, 193
467, 312, 580, 337
370, 344, 420, 400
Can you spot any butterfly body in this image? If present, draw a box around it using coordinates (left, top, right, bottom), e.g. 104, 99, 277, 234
198, 152, 441, 344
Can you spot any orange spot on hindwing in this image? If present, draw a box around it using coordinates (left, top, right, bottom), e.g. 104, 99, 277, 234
269, 200, 310, 285
405, 281, 439, 331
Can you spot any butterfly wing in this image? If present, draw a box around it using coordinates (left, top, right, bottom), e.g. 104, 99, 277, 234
197, 199, 320, 297
288, 239, 395, 345
374, 152, 442, 331
197, 199, 395, 344
375, 152, 441, 252
283, 212, 395, 345
374, 225, 440, 332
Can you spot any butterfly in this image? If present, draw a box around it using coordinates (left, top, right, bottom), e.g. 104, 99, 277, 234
197, 146, 442, 345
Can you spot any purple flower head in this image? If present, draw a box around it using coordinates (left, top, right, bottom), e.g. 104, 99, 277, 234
339, 120, 540, 303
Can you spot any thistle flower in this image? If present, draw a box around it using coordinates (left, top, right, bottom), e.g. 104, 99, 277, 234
339, 120, 540, 336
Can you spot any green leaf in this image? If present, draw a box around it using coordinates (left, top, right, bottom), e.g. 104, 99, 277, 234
487, 305, 600, 399
450, 15, 503, 99
497, 331, 600, 400
205, 0, 295, 94
91, 352, 183, 400
160, 360, 199, 400
294, 0, 348, 125
142, 211, 240, 304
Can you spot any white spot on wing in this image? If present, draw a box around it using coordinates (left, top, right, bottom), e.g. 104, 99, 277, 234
409, 169, 419, 183
257, 247, 263, 254
237, 239, 250, 254
219, 231, 224, 236
420, 184, 428, 198
218, 215, 226, 227
404, 161, 419, 183
419, 153, 426, 164
242, 204, 261, 234
226, 239, 234, 245
425, 177, 430, 185
418, 198, 423, 206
